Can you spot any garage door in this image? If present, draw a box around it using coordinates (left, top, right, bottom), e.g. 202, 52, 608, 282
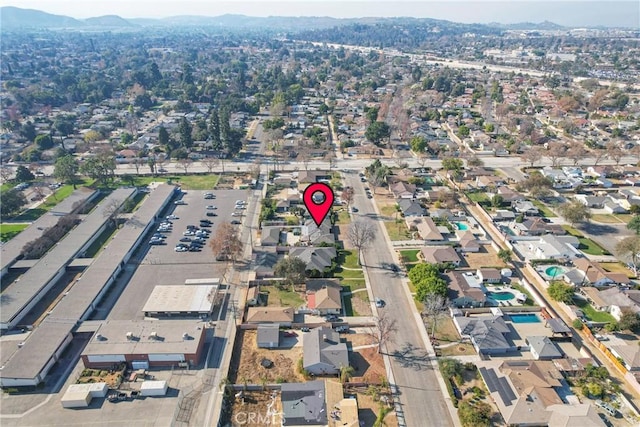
131, 360, 149, 370
148, 353, 185, 362
87, 355, 126, 363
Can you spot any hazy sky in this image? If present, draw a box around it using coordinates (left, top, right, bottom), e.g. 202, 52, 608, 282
3, 1, 639, 27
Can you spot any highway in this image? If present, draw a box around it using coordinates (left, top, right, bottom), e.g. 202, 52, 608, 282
344, 171, 454, 427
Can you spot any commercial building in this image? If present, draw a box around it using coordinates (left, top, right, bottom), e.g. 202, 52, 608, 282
142, 284, 218, 318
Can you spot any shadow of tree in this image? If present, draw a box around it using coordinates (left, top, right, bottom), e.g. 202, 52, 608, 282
390, 342, 432, 371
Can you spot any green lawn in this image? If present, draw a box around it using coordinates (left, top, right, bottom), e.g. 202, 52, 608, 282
399, 249, 420, 263
269, 287, 305, 308
562, 225, 609, 255
342, 294, 358, 316
573, 298, 616, 323
8, 184, 78, 222
531, 200, 557, 218
335, 209, 351, 225
0, 223, 29, 242
384, 221, 411, 241
380, 204, 399, 219
466, 192, 490, 204
600, 262, 636, 278
335, 250, 365, 281
591, 214, 624, 224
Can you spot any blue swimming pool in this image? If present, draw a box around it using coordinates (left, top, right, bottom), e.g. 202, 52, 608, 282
510, 313, 541, 323
455, 222, 469, 231
545, 266, 565, 277
487, 291, 515, 301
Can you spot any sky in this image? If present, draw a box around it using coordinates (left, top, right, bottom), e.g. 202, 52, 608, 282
2, 0, 639, 28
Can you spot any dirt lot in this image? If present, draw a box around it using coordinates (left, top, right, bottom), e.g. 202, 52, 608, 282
230, 330, 304, 384
462, 244, 506, 270
455, 368, 501, 424
228, 390, 281, 426
350, 389, 399, 427
350, 346, 388, 384
76, 368, 123, 388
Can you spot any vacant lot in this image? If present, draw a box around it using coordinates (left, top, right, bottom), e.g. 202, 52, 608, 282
231, 330, 304, 385
398, 249, 420, 263
263, 285, 305, 309
350, 346, 387, 384
228, 390, 281, 427
384, 221, 411, 241
463, 245, 506, 270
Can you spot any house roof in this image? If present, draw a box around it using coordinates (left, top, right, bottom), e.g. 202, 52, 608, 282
420, 246, 461, 264
397, 198, 425, 216
246, 307, 295, 323
303, 327, 349, 371
580, 287, 609, 308
289, 246, 337, 272
390, 181, 416, 197
257, 323, 280, 346
599, 287, 640, 313
457, 230, 479, 250
455, 315, 510, 352
477, 268, 501, 281
281, 381, 328, 426
610, 344, 640, 370
447, 272, 486, 304
406, 216, 443, 241
307, 286, 342, 310
527, 336, 563, 359
260, 226, 282, 245
573, 258, 630, 285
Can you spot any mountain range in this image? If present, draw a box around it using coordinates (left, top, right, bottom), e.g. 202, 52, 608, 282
0, 6, 572, 32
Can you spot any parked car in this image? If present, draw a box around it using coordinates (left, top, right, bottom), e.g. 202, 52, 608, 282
301, 327, 310, 332
206, 212, 217, 217
230, 220, 241, 225
175, 246, 188, 252
231, 212, 242, 217
166, 215, 178, 220
206, 205, 217, 210
335, 326, 349, 333
350, 207, 359, 213
174, 200, 187, 205
375, 298, 386, 308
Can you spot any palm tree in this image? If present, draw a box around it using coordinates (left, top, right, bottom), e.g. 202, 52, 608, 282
339, 365, 355, 384
373, 404, 392, 427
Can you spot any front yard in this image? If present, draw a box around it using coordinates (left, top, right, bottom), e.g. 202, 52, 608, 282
573, 297, 616, 323
562, 225, 610, 256
384, 221, 411, 241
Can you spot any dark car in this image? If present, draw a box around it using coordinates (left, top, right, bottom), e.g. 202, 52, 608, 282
231, 220, 241, 225
390, 264, 400, 272
206, 212, 217, 217
200, 222, 212, 227
188, 246, 202, 252
179, 237, 192, 242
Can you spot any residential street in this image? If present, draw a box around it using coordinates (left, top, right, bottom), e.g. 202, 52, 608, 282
344, 172, 454, 427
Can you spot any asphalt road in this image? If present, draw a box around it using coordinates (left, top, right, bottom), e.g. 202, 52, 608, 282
345, 172, 453, 427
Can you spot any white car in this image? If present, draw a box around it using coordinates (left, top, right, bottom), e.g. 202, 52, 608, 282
206, 205, 217, 210
166, 215, 178, 220
231, 212, 242, 217
174, 246, 188, 252
235, 200, 247, 205
235, 205, 246, 210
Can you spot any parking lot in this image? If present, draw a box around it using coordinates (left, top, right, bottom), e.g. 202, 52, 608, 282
106, 189, 249, 321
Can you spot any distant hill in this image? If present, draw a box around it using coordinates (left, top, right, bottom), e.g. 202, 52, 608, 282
84, 15, 135, 28
488, 20, 566, 31
1, 6, 84, 29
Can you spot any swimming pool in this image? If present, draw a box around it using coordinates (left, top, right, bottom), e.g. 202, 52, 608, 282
487, 291, 515, 301
455, 222, 469, 231
545, 266, 565, 277
510, 313, 541, 323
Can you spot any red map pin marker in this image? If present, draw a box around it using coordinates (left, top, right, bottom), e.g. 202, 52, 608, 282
303, 182, 335, 227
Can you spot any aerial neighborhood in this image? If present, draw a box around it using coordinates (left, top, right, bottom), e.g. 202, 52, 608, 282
1, 4, 640, 427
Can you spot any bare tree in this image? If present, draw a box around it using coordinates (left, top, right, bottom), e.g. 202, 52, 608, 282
132, 156, 144, 175
591, 148, 608, 166
367, 311, 398, 354
546, 142, 567, 167
566, 141, 588, 166
202, 157, 220, 174
346, 220, 376, 265
606, 141, 624, 166
177, 158, 193, 174
416, 153, 428, 168
209, 222, 243, 265
103, 198, 125, 227
342, 187, 354, 210
298, 147, 311, 171
0, 165, 14, 183
422, 293, 450, 339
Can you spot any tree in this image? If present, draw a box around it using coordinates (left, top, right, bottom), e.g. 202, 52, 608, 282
103, 198, 126, 227
53, 116, 75, 146
34, 134, 54, 150
274, 256, 308, 288
177, 158, 193, 174
342, 187, 354, 209
54, 155, 79, 187
517, 173, 553, 198
208, 109, 221, 150
521, 145, 544, 167
158, 125, 170, 148
627, 216, 640, 235
339, 365, 355, 384
572, 318, 584, 330
458, 401, 491, 427
80, 151, 116, 186
606, 141, 624, 165
178, 117, 193, 149
467, 156, 484, 168
209, 222, 243, 264
547, 282, 574, 304
422, 293, 449, 338
15, 165, 34, 182
20, 121, 37, 142
84, 129, 102, 144
546, 142, 567, 167
346, 220, 375, 265
497, 248, 512, 264
409, 136, 427, 153
557, 199, 591, 227
366, 311, 398, 354
618, 309, 640, 332
616, 235, 640, 276
409, 263, 447, 300
202, 157, 219, 173
491, 194, 504, 208
0, 189, 27, 217
566, 141, 588, 166
365, 121, 391, 146
441, 157, 463, 173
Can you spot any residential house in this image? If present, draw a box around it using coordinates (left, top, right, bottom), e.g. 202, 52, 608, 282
527, 336, 563, 360
252, 248, 279, 279
420, 246, 462, 266
514, 218, 565, 236
477, 360, 604, 427
609, 345, 640, 372
288, 247, 337, 273
574, 194, 606, 208
512, 200, 539, 216
246, 307, 294, 326
603, 199, 627, 214
572, 258, 630, 287
298, 170, 331, 184
281, 381, 328, 426
257, 324, 281, 349
580, 287, 640, 321
305, 279, 342, 316
303, 327, 349, 375
406, 217, 444, 241
453, 314, 512, 355
528, 235, 581, 260
447, 272, 487, 308
495, 186, 526, 204
300, 219, 335, 246
492, 210, 516, 222
260, 226, 283, 246
389, 181, 416, 199
477, 268, 502, 284
457, 230, 480, 252
397, 199, 426, 217
476, 175, 505, 189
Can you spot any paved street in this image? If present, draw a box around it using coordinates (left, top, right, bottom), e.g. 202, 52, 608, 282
345, 172, 454, 427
